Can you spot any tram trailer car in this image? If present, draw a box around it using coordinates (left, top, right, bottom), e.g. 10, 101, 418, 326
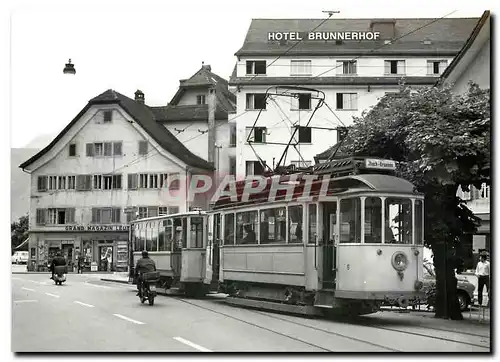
129, 211, 220, 297
208, 157, 426, 316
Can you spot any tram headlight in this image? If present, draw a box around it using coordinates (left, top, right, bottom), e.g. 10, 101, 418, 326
391, 252, 408, 271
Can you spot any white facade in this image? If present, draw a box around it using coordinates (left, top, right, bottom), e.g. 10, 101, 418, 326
231, 55, 453, 177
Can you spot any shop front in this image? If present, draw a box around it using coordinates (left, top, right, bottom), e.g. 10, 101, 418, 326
28, 224, 130, 272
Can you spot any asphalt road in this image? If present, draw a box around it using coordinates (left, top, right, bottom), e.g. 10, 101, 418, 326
11, 272, 491, 353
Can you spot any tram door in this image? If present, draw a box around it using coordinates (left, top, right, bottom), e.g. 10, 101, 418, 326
171, 217, 186, 279
322, 202, 337, 289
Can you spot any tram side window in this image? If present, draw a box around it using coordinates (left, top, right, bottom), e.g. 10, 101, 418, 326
308, 204, 317, 244
415, 200, 423, 245
224, 214, 235, 245
137, 226, 145, 251
158, 222, 166, 251
164, 220, 173, 251
364, 197, 382, 243
132, 227, 139, 251
145, 223, 155, 252
339, 198, 361, 243
236, 211, 258, 244
190, 217, 204, 248
151, 222, 158, 252
385, 198, 412, 244
288, 205, 303, 244
213, 214, 221, 243
260, 207, 286, 244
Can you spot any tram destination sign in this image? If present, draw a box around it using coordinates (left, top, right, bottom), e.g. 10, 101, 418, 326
364, 158, 396, 170
65, 225, 130, 232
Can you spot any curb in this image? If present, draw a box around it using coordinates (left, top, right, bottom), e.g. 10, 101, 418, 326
101, 278, 130, 285
12, 272, 122, 275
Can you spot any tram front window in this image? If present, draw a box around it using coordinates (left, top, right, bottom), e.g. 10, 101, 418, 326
365, 197, 382, 243
308, 204, 317, 244
415, 200, 423, 245
339, 198, 362, 243
385, 198, 412, 244
190, 217, 204, 248
288, 205, 303, 244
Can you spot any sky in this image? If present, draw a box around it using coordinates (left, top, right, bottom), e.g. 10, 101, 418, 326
7, 0, 494, 149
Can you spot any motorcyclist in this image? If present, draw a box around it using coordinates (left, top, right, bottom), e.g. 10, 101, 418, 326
134, 250, 156, 297
50, 251, 67, 280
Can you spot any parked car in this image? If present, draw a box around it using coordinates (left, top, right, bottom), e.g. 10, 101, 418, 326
422, 261, 475, 311
11, 251, 29, 264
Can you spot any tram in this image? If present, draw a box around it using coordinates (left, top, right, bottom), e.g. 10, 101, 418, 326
128, 211, 219, 296
207, 156, 426, 316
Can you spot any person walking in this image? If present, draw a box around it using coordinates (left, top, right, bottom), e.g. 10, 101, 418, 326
475, 253, 490, 307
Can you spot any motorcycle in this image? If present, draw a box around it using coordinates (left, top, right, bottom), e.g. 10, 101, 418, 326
53, 265, 67, 285
138, 271, 160, 306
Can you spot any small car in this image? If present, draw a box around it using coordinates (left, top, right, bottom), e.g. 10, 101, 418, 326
422, 261, 475, 311
11, 251, 29, 264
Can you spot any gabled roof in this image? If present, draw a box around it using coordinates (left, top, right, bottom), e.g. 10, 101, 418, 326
314, 142, 350, 163
20, 90, 214, 171
235, 17, 479, 57
440, 11, 490, 81
150, 104, 231, 122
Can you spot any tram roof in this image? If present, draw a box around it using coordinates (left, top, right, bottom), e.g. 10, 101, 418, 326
350, 174, 417, 193
130, 211, 206, 224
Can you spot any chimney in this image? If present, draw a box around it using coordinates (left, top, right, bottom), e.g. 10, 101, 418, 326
201, 62, 212, 72
134, 90, 145, 104
207, 87, 216, 167
370, 19, 396, 39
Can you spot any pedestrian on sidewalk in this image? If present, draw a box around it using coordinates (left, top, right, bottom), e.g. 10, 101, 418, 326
475, 253, 490, 306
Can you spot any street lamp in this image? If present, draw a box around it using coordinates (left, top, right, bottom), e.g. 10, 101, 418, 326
63, 59, 76, 75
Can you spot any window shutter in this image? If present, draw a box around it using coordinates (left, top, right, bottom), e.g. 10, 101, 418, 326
427, 62, 433, 75
384, 61, 390, 74
148, 206, 158, 218
113, 175, 122, 189
86, 143, 94, 157
439, 61, 447, 74
76, 175, 85, 190
65, 208, 75, 224
397, 61, 405, 74
336, 93, 343, 109
128, 174, 138, 190
37, 176, 47, 191
84, 175, 92, 190
138, 141, 148, 155
104, 142, 112, 156
91, 208, 97, 223
113, 142, 122, 156
36, 209, 46, 225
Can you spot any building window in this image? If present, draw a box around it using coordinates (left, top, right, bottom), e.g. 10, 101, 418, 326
292, 93, 311, 110
168, 206, 180, 215
246, 94, 267, 110
47, 208, 75, 225
291, 60, 312, 76
229, 156, 236, 176
291, 160, 312, 168
36, 209, 46, 225
138, 141, 148, 155
128, 174, 138, 190
336, 93, 358, 110
48, 176, 57, 191
37, 176, 48, 192
138, 207, 148, 219
159, 174, 169, 188
246, 127, 266, 143
158, 207, 168, 215
337, 60, 357, 75
139, 173, 148, 188
92, 208, 121, 224
246, 60, 266, 75
246, 161, 266, 176
93, 175, 102, 190
297, 126, 312, 143
69, 144, 77, 157
57, 176, 66, 190
67, 176, 76, 190
229, 123, 237, 147
384, 60, 405, 75
97, 174, 122, 190
86, 142, 121, 157
103, 110, 112, 123
427, 60, 448, 75
196, 95, 206, 105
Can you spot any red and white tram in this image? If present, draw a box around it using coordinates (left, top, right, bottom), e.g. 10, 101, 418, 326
207, 156, 426, 316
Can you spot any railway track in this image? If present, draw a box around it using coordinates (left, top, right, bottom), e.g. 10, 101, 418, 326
171, 295, 490, 352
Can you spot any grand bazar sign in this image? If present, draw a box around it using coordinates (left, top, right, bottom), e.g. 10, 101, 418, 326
65, 225, 130, 232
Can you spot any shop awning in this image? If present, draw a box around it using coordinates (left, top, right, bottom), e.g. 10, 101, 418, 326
14, 238, 29, 250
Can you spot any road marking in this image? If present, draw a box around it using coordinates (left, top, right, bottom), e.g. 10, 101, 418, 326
84, 281, 111, 289
22, 287, 35, 292
12, 277, 22, 280
29, 280, 47, 285
14, 300, 38, 303
173, 337, 212, 352
74, 301, 95, 308
45, 293, 60, 298
113, 314, 144, 325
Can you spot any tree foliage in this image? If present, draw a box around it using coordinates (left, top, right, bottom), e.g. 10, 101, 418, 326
11, 214, 29, 253
338, 82, 490, 319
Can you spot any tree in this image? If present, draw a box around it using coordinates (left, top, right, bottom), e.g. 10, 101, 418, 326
11, 214, 29, 253
338, 82, 490, 319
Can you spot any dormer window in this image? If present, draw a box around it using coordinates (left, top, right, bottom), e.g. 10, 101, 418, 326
246, 61, 266, 75
197, 95, 206, 105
